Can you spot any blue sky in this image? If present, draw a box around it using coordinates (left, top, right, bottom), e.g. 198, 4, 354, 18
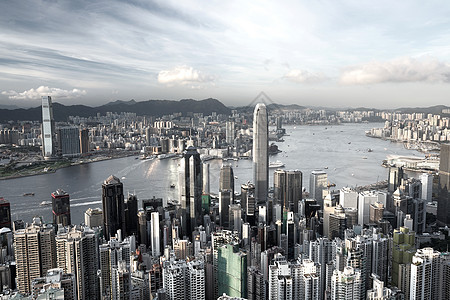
1, 0, 450, 108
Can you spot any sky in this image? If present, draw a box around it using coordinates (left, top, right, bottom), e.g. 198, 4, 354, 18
1, 0, 450, 108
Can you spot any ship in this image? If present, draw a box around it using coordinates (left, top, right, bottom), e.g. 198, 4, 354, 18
23, 193, 35, 196
269, 161, 285, 168
39, 201, 51, 206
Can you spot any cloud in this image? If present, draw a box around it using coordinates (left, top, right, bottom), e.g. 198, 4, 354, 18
340, 57, 450, 85
157, 66, 215, 88
1, 86, 87, 100
283, 69, 327, 83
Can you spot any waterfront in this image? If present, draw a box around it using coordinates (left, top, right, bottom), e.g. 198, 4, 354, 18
0, 123, 422, 225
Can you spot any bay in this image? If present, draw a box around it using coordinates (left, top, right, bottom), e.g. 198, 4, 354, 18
0, 123, 420, 225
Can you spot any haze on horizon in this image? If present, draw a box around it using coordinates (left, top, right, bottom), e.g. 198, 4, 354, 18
1, 0, 450, 109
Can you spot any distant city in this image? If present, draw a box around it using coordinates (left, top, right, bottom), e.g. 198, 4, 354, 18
0, 96, 449, 300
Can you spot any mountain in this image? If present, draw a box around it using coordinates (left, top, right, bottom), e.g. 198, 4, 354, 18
0, 98, 231, 122
393, 105, 450, 115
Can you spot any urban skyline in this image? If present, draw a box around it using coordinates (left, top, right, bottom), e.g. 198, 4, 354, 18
1, 1, 450, 108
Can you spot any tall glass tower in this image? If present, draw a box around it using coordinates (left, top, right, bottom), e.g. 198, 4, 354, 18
252, 103, 268, 205
41, 96, 56, 159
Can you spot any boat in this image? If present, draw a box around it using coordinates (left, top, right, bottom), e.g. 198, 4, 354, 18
324, 166, 328, 169
170, 184, 176, 189
269, 161, 285, 168
39, 201, 51, 206
23, 193, 35, 196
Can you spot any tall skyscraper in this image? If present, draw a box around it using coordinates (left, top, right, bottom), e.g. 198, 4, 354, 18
217, 244, 247, 298
0, 198, 11, 229
57, 127, 80, 157
102, 175, 125, 240
179, 147, 203, 237
437, 144, 450, 225
310, 170, 328, 208
51, 189, 71, 227
41, 96, 56, 159
410, 247, 440, 300
124, 194, 138, 236
226, 121, 235, 145
331, 267, 362, 300
79, 128, 89, 154
219, 165, 234, 228
252, 103, 268, 205
151, 211, 161, 257
273, 169, 302, 213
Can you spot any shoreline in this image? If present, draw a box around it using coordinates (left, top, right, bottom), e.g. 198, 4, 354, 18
0, 150, 139, 180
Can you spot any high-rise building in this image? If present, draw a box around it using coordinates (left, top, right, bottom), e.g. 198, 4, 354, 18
0, 198, 11, 229
31, 268, 76, 300
55, 227, 99, 299
268, 256, 292, 300
124, 194, 138, 236
241, 183, 256, 224
420, 173, 433, 202
102, 175, 125, 240
57, 127, 81, 157
274, 170, 302, 213
219, 165, 234, 228
178, 147, 202, 237
310, 170, 328, 208
331, 266, 362, 300
410, 247, 441, 300
79, 128, 89, 154
339, 187, 358, 209
217, 244, 247, 298
388, 166, 404, 193
437, 144, 450, 225
162, 258, 205, 300
358, 191, 387, 225
51, 189, 71, 227
14, 219, 56, 295
41, 96, 56, 159
226, 121, 235, 145
252, 103, 269, 205
84, 208, 103, 228
151, 212, 161, 257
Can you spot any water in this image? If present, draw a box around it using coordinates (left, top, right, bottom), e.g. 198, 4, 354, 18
0, 123, 420, 225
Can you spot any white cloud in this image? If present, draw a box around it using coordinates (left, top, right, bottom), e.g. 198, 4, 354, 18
283, 69, 327, 83
157, 66, 215, 89
1, 86, 87, 100
340, 57, 450, 85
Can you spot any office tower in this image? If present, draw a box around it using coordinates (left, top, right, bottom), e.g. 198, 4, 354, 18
310, 170, 327, 208
371, 232, 389, 284
388, 166, 404, 193
247, 266, 265, 300
268, 256, 292, 299
410, 248, 441, 300
309, 237, 335, 300
358, 191, 387, 225
274, 170, 302, 213
173, 239, 193, 260
339, 187, 358, 209
252, 103, 269, 205
226, 121, 235, 144
369, 202, 384, 224
331, 267, 362, 300
79, 128, 89, 154
217, 244, 247, 298
57, 127, 81, 157
229, 204, 242, 233
137, 210, 148, 246
111, 262, 131, 300
437, 144, 450, 225
179, 147, 203, 237
55, 227, 99, 299
290, 259, 321, 300
124, 194, 138, 236
420, 173, 433, 202
241, 183, 256, 223
328, 205, 347, 240
151, 212, 161, 257
102, 175, 125, 240
41, 96, 56, 159
0, 198, 11, 229
84, 208, 103, 228
219, 165, 234, 228
14, 220, 56, 295
51, 189, 71, 227
202, 163, 211, 213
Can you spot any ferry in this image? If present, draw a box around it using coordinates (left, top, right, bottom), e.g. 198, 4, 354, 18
39, 201, 51, 206
269, 161, 285, 168
23, 193, 35, 196
170, 184, 176, 189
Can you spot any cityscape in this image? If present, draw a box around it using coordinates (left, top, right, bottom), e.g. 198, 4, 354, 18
1, 1, 450, 300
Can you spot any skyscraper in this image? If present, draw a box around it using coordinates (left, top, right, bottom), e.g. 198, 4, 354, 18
124, 194, 138, 236
79, 128, 89, 154
102, 175, 125, 240
252, 103, 268, 205
217, 244, 247, 298
41, 96, 56, 159
219, 165, 234, 228
179, 147, 202, 237
310, 170, 328, 208
0, 198, 11, 229
51, 189, 71, 227
57, 127, 80, 157
273, 169, 302, 213
151, 211, 161, 257
437, 144, 450, 225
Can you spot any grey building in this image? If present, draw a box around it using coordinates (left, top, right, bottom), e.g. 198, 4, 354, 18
252, 103, 269, 206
